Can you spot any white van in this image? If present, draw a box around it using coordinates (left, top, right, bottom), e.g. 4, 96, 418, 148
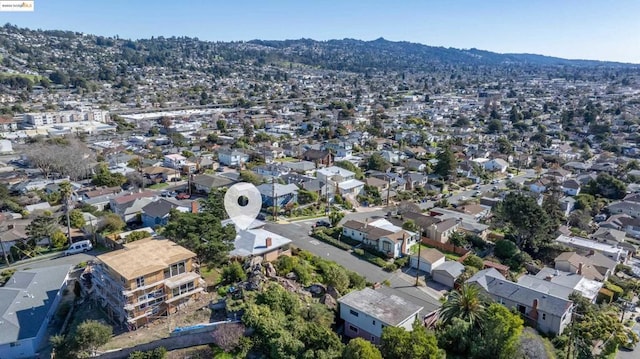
64, 240, 93, 256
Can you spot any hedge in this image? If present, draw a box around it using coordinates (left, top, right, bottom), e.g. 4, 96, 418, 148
313, 230, 352, 251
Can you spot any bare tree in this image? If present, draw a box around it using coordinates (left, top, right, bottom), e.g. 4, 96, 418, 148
211, 322, 245, 352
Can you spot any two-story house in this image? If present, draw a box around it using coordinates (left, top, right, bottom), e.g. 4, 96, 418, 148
256, 183, 299, 208
163, 154, 187, 170
92, 238, 204, 329
109, 191, 158, 223
218, 149, 249, 167
338, 287, 423, 344
467, 268, 573, 335
342, 218, 418, 258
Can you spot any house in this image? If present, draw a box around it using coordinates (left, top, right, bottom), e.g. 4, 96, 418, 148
218, 148, 249, 167
409, 248, 445, 274
425, 218, 460, 243
141, 199, 194, 228
92, 238, 205, 329
282, 161, 316, 176
256, 183, 299, 208
316, 166, 355, 184
0, 220, 30, 262
607, 201, 640, 218
561, 179, 581, 196
342, 218, 419, 258
338, 287, 423, 345
163, 154, 187, 169
109, 191, 158, 223
484, 158, 508, 173
600, 214, 640, 239
253, 163, 290, 178
430, 261, 465, 288
191, 174, 235, 194
142, 166, 181, 183
403, 173, 428, 191
337, 179, 365, 197
555, 234, 627, 261
591, 227, 627, 245
467, 268, 573, 335
302, 149, 333, 168
554, 252, 615, 281
519, 268, 603, 303
0, 265, 71, 359
229, 228, 292, 261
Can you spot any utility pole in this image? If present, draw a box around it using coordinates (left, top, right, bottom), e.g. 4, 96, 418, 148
272, 178, 277, 220
386, 175, 391, 207
415, 227, 422, 286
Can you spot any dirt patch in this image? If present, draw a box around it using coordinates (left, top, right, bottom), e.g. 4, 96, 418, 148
98, 292, 222, 351
166, 345, 216, 359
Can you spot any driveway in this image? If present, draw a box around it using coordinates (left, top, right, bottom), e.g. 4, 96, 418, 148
264, 219, 443, 315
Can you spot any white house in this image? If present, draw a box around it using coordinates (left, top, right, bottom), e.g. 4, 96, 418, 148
561, 179, 581, 196
484, 158, 509, 173
163, 154, 187, 169
342, 218, 418, 258
338, 287, 423, 344
218, 149, 249, 167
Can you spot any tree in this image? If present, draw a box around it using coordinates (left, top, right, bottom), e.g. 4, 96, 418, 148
380, 321, 444, 359
59, 181, 73, 241
335, 160, 364, 179
343, 338, 383, 359
323, 264, 350, 294
486, 119, 503, 134
402, 219, 419, 232
216, 119, 227, 131
297, 189, 319, 204
494, 239, 518, 259
99, 213, 126, 234
239, 170, 261, 185
434, 146, 457, 180
449, 231, 468, 249
329, 209, 344, 227
68, 209, 86, 229
92, 163, 127, 187
367, 152, 391, 171
211, 323, 245, 353
222, 262, 247, 283
583, 173, 627, 200
128, 347, 167, 359
439, 284, 488, 327
472, 303, 523, 359
51, 230, 67, 249
74, 320, 112, 356
494, 192, 555, 255
462, 254, 484, 270
26, 213, 58, 248
125, 231, 149, 243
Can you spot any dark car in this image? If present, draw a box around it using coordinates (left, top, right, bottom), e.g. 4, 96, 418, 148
314, 220, 331, 228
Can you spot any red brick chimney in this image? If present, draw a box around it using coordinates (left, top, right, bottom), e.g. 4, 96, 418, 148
191, 201, 198, 214
266, 237, 272, 248
401, 232, 408, 254
529, 299, 539, 320
578, 262, 583, 275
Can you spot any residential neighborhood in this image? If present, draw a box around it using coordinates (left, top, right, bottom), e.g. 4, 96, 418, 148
1, 21, 640, 359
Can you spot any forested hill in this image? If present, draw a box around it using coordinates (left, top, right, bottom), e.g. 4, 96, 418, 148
0, 23, 637, 84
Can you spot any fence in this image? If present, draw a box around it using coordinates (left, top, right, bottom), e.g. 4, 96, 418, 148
420, 237, 469, 256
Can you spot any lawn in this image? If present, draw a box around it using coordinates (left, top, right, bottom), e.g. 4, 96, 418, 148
148, 182, 169, 189
200, 266, 221, 288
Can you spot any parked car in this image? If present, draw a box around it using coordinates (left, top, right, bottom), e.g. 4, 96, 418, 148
176, 192, 191, 199
64, 240, 93, 256
314, 220, 331, 228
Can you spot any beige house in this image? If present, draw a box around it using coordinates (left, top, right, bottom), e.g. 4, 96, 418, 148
92, 238, 204, 329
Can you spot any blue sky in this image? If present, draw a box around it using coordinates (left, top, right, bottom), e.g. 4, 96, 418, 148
1, 0, 639, 63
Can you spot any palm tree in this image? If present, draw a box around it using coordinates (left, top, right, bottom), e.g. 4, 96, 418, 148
439, 284, 488, 327
59, 181, 73, 245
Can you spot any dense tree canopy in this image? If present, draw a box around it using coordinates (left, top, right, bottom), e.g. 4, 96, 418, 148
380, 321, 445, 359
434, 146, 457, 180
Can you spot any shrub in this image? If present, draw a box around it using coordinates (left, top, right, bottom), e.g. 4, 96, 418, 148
222, 262, 247, 284
463, 254, 484, 270
395, 256, 409, 268
313, 230, 352, 251
383, 263, 398, 272
354, 248, 365, 256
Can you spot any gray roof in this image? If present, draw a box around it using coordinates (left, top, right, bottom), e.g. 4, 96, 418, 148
142, 199, 183, 218
192, 174, 235, 189
229, 228, 292, 257
338, 287, 423, 326
467, 268, 572, 317
431, 261, 465, 278
256, 183, 299, 198
0, 265, 71, 345
282, 161, 316, 172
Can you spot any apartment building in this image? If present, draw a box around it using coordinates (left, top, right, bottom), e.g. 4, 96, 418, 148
92, 238, 204, 329
22, 109, 110, 126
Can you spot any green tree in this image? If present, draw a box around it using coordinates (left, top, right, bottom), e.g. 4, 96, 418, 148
51, 230, 68, 249
68, 209, 86, 229
434, 146, 457, 180
125, 230, 149, 243
487, 119, 503, 134
494, 239, 518, 259
472, 303, 523, 359
494, 192, 555, 255
239, 170, 261, 185
329, 209, 345, 227
92, 163, 127, 187
323, 264, 350, 294
128, 347, 167, 359
74, 320, 112, 356
222, 262, 247, 283
402, 219, 419, 232
297, 189, 319, 204
439, 284, 488, 327
59, 181, 73, 241
380, 321, 445, 359
335, 160, 365, 179
99, 213, 126, 234
583, 173, 627, 200
367, 152, 391, 171
462, 254, 484, 270
343, 338, 383, 359
26, 213, 58, 248
216, 119, 227, 131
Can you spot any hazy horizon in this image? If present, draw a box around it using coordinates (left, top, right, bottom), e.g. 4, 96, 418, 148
1, 0, 639, 64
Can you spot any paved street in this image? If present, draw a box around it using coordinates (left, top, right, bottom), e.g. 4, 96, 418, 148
4, 250, 97, 271
617, 321, 640, 359
447, 168, 538, 205
264, 214, 443, 315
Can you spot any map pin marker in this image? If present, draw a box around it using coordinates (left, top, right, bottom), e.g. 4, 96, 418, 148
224, 182, 262, 231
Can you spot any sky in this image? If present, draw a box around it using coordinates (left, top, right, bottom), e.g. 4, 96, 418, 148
1, 0, 639, 63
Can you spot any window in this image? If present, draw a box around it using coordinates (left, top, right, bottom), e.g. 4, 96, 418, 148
349, 309, 359, 317
172, 281, 195, 297
372, 320, 376, 325
10, 342, 21, 347
382, 241, 392, 252
542, 313, 546, 320
518, 305, 526, 315
168, 262, 186, 277
349, 325, 359, 333
136, 276, 145, 288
